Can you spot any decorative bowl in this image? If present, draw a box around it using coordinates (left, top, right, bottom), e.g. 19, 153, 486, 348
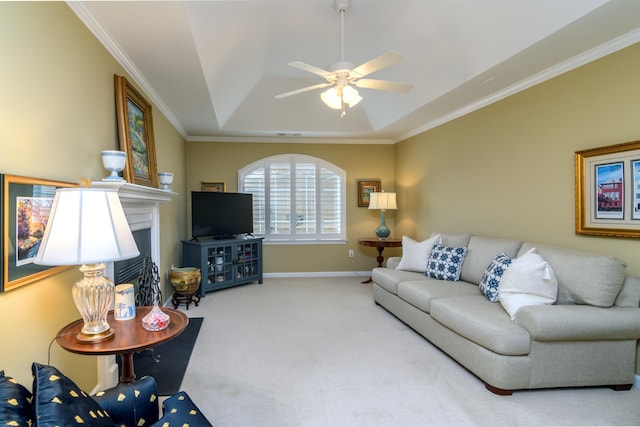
169, 267, 201, 295
158, 172, 173, 190
101, 150, 126, 181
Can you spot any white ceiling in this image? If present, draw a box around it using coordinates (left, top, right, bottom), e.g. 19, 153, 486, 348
70, 0, 640, 144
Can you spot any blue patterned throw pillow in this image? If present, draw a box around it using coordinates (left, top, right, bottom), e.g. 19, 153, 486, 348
0, 370, 33, 427
425, 244, 468, 281
479, 252, 513, 302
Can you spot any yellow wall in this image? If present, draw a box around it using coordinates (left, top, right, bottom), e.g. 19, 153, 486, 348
1, 2, 638, 387
185, 141, 400, 273
395, 42, 640, 373
395, 43, 640, 275
0, 3, 186, 389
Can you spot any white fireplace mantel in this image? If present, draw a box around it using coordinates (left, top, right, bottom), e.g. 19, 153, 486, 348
90, 180, 176, 392
91, 181, 176, 270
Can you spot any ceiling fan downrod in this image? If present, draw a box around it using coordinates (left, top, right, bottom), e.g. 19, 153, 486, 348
335, 0, 350, 62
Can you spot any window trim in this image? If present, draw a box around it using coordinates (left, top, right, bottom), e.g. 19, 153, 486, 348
239, 154, 346, 244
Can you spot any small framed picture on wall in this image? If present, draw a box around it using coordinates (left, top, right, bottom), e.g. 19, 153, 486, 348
201, 181, 226, 192
357, 180, 381, 207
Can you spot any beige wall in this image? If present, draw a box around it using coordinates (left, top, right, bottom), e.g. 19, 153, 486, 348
395, 42, 640, 373
0, 3, 187, 389
185, 141, 400, 273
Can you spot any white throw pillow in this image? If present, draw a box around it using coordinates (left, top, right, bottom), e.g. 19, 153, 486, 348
396, 234, 441, 272
498, 248, 558, 320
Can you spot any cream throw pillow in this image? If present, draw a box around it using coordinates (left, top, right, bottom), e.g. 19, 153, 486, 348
396, 234, 441, 272
498, 248, 558, 320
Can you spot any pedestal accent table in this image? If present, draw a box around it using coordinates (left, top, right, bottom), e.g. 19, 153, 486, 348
358, 237, 402, 283
56, 306, 188, 383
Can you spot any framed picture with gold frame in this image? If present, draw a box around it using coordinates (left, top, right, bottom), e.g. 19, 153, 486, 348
357, 180, 381, 207
0, 175, 77, 292
575, 139, 640, 238
201, 181, 226, 192
115, 75, 158, 188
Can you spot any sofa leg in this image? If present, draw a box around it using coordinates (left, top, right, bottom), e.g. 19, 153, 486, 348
485, 383, 513, 395
610, 384, 633, 391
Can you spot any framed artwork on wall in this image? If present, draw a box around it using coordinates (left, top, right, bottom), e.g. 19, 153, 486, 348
0, 175, 77, 292
201, 181, 226, 192
115, 75, 158, 188
357, 180, 381, 207
575, 139, 640, 238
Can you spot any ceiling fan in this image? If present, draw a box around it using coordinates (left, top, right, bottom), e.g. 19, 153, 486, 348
275, 0, 412, 117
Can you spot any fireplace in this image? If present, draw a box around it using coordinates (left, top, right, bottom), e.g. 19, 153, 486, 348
90, 180, 176, 392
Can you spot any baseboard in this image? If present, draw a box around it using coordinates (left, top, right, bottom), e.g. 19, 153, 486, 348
635, 374, 640, 389
264, 271, 372, 279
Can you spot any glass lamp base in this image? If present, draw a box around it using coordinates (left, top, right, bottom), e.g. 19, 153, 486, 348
73, 263, 116, 344
76, 328, 114, 343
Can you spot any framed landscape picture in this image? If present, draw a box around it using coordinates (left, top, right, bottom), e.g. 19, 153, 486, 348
0, 175, 76, 292
115, 75, 158, 188
358, 180, 381, 207
575, 139, 640, 238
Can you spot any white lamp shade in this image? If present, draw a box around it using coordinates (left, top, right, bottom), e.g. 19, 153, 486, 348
34, 188, 139, 266
368, 192, 397, 210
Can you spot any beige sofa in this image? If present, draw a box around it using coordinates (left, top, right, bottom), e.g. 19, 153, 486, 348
372, 233, 640, 394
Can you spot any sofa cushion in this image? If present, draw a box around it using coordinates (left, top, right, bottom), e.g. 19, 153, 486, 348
151, 391, 213, 427
430, 296, 531, 356
498, 248, 558, 320
396, 234, 440, 272
460, 236, 522, 284
372, 267, 425, 295
614, 276, 640, 308
518, 242, 626, 307
478, 252, 513, 302
93, 376, 159, 427
431, 232, 471, 248
0, 370, 33, 427
425, 244, 467, 281
32, 363, 114, 426
397, 279, 480, 313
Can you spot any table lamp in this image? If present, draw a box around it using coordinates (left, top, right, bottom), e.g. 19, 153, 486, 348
368, 191, 397, 239
34, 187, 139, 343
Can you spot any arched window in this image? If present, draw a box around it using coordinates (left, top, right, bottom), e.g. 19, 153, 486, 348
239, 154, 346, 243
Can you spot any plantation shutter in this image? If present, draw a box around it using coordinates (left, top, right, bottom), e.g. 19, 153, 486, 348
240, 155, 346, 242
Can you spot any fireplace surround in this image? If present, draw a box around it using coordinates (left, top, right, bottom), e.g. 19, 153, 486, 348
90, 180, 176, 391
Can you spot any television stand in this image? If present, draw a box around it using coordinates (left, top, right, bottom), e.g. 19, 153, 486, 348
181, 237, 263, 296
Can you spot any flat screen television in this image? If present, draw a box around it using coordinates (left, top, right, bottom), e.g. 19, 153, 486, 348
191, 191, 253, 240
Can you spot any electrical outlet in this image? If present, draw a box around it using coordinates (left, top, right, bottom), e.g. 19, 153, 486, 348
348, 249, 354, 258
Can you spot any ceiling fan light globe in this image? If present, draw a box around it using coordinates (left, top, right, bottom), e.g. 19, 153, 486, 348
342, 85, 362, 107
321, 87, 343, 109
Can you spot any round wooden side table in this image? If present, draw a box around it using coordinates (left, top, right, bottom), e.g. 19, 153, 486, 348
358, 237, 402, 283
56, 306, 189, 383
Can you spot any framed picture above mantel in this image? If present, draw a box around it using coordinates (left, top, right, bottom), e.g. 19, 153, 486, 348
115, 75, 158, 189
575, 139, 640, 238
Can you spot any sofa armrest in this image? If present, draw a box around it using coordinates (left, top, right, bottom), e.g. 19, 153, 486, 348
386, 257, 401, 270
514, 305, 640, 341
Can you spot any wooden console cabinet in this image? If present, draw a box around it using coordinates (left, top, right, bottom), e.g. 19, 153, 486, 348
182, 237, 263, 296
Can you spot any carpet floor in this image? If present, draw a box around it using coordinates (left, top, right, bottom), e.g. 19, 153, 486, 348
179, 276, 640, 426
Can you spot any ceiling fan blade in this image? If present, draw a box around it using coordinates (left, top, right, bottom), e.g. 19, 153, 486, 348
351, 51, 404, 78
288, 61, 333, 79
275, 82, 332, 99
354, 79, 413, 93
